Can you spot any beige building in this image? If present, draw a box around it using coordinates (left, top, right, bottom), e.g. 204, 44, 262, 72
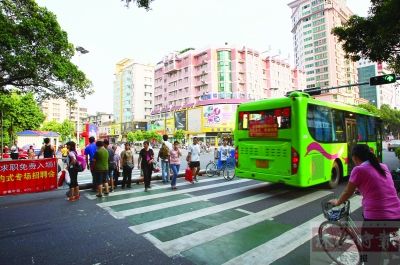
113, 59, 154, 124
288, 0, 360, 104
40, 98, 88, 130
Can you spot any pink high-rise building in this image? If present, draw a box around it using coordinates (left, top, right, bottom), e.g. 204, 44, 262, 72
151, 45, 304, 141
153, 45, 304, 112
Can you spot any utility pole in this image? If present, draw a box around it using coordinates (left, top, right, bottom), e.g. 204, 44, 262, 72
75, 46, 89, 147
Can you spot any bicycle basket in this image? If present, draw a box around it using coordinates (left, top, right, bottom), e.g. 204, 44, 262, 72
321, 198, 350, 221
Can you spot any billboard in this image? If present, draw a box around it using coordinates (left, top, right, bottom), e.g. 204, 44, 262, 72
202, 104, 236, 132
188, 107, 202, 132
149, 119, 164, 131
166, 117, 174, 134
88, 124, 98, 138
174, 110, 187, 131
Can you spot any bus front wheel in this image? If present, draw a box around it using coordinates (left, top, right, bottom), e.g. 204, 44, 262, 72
328, 161, 341, 189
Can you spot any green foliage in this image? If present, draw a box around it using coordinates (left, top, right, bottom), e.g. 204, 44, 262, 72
179, 48, 195, 54
122, 0, 153, 10
0, 92, 45, 145
174, 129, 185, 141
127, 130, 146, 142
144, 130, 162, 142
127, 131, 135, 143
395, 147, 400, 159
41, 119, 75, 142
358, 103, 380, 115
0, 0, 93, 100
332, 0, 400, 73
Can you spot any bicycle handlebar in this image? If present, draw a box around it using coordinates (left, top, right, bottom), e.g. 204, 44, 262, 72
321, 197, 350, 221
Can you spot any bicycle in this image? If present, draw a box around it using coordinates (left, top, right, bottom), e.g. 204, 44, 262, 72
318, 197, 400, 265
205, 157, 235, 180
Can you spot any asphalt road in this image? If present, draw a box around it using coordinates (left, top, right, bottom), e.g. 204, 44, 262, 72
0, 146, 398, 265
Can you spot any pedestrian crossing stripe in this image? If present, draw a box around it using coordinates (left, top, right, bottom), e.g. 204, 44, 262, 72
96, 178, 251, 207
85, 176, 225, 200
91, 177, 362, 264
107, 183, 269, 220
142, 190, 333, 257
221, 196, 362, 265
129, 187, 287, 233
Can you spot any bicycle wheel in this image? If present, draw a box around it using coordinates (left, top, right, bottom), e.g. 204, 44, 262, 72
318, 221, 361, 265
205, 162, 217, 177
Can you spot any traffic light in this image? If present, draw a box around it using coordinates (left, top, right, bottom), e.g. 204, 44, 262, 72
369, 74, 396, 86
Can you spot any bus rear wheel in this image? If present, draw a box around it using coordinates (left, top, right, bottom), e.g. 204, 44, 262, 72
328, 161, 341, 189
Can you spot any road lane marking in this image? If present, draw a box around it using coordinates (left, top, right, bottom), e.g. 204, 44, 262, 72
142, 190, 332, 257
85, 176, 226, 200
111, 183, 268, 219
222, 195, 362, 265
130, 187, 287, 233
96, 178, 251, 207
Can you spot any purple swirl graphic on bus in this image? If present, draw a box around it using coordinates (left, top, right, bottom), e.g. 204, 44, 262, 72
305, 142, 348, 164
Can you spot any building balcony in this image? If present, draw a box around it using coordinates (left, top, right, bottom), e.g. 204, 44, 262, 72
195, 59, 208, 66
164, 62, 178, 74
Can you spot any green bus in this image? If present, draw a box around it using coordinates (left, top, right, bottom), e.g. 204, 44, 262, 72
234, 91, 383, 188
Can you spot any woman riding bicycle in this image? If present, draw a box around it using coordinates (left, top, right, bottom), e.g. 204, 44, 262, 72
330, 144, 400, 264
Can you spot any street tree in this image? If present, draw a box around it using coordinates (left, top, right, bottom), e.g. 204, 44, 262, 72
0, 92, 45, 145
127, 131, 135, 143
332, 0, 400, 73
0, 0, 93, 100
359, 103, 400, 137
133, 130, 145, 141
41, 120, 75, 142
174, 129, 185, 141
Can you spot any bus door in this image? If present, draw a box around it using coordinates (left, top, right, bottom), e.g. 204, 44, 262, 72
345, 118, 357, 173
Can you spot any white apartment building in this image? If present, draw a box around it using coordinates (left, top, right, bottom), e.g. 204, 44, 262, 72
113, 59, 154, 124
40, 98, 88, 129
288, 0, 361, 105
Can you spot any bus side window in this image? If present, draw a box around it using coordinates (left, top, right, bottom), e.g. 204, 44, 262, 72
367, 116, 376, 141
332, 110, 345, 142
356, 115, 368, 141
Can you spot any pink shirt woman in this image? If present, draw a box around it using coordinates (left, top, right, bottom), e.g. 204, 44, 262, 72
170, 141, 182, 190
170, 149, 181, 165
350, 161, 400, 219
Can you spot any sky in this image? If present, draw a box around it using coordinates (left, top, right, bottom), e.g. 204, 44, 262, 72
36, 0, 372, 115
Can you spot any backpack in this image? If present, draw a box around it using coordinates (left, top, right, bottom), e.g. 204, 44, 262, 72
159, 143, 170, 159
74, 152, 86, 172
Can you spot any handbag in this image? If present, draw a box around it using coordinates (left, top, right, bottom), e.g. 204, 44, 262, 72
58, 170, 66, 187
153, 162, 160, 173
185, 167, 193, 182
65, 170, 71, 184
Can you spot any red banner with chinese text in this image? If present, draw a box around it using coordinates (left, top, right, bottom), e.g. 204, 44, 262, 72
0, 158, 57, 195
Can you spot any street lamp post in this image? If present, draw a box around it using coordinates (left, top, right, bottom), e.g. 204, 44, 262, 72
75, 46, 89, 146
